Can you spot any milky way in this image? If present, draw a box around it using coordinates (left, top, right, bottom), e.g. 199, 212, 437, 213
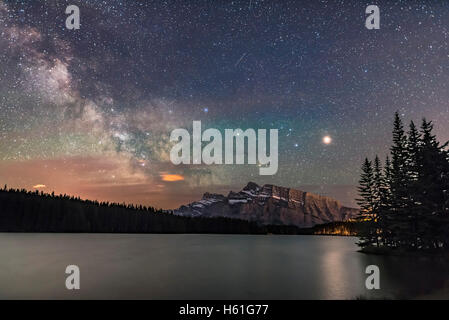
0, 1, 448, 208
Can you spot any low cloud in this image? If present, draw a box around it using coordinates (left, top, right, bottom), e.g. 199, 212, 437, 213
32, 184, 46, 189
160, 173, 185, 182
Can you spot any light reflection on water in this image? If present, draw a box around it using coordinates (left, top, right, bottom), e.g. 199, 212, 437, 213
0, 233, 445, 299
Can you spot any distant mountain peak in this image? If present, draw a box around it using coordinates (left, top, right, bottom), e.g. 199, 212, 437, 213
175, 183, 358, 228
243, 181, 261, 192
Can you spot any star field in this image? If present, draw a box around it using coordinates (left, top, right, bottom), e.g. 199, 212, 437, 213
0, 0, 448, 208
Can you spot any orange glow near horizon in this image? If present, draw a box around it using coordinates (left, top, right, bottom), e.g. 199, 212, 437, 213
0, 157, 358, 210
160, 174, 185, 182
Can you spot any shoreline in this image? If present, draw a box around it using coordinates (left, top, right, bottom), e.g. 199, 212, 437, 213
359, 245, 449, 259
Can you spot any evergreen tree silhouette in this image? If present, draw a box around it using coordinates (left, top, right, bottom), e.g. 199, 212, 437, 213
357, 114, 449, 252
356, 158, 376, 247
388, 112, 410, 247
415, 119, 449, 249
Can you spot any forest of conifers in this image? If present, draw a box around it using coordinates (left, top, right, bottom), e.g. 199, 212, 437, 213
357, 113, 449, 251
0, 187, 301, 234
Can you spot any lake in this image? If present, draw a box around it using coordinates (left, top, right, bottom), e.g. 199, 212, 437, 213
0, 233, 445, 299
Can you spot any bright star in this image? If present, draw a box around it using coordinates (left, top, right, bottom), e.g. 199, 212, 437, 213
323, 136, 332, 145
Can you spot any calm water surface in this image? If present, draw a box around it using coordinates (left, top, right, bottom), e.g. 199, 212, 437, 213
0, 233, 444, 299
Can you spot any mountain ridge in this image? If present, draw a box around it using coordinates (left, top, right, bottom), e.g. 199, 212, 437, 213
174, 182, 359, 227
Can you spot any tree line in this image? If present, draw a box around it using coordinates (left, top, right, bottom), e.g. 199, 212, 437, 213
0, 186, 301, 234
357, 112, 449, 251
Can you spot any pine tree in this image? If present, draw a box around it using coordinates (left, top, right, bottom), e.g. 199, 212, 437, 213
356, 158, 377, 247
382, 156, 393, 204
407, 121, 421, 182
378, 155, 393, 247
387, 112, 411, 247
371, 155, 384, 246
390, 112, 409, 198
415, 119, 449, 249
357, 158, 374, 215
373, 155, 384, 213
405, 121, 422, 249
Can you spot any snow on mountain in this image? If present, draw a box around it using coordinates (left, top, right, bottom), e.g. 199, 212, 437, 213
174, 182, 359, 228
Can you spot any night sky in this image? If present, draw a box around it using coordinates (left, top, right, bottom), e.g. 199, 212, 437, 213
1, 0, 448, 209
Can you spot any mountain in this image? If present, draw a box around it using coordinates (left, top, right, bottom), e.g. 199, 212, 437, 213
174, 182, 359, 228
